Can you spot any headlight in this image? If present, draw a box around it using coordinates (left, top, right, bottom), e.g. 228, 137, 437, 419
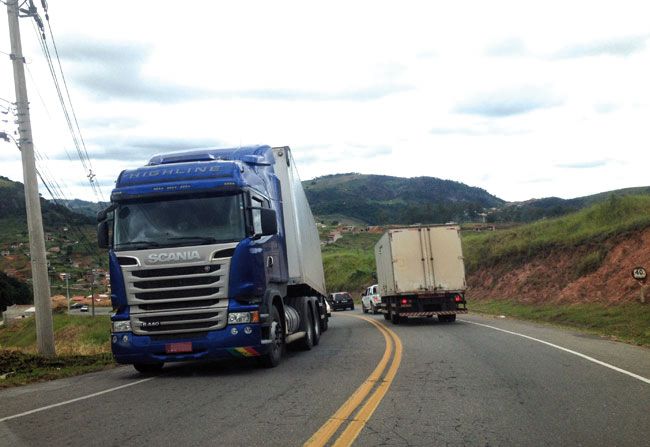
228, 311, 260, 324
112, 320, 132, 332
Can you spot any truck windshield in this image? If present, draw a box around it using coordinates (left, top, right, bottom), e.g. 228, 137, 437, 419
113, 194, 245, 250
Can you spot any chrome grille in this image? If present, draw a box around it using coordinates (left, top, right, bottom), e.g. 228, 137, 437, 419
123, 258, 230, 335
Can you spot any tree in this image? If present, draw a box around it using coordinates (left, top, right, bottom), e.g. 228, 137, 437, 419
0, 272, 32, 313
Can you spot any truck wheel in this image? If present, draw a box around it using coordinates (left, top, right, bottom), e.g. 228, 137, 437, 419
133, 362, 163, 375
391, 311, 401, 325
321, 313, 329, 332
438, 314, 456, 323
260, 306, 284, 368
383, 311, 390, 320
312, 307, 321, 346
371, 304, 379, 315
299, 308, 315, 350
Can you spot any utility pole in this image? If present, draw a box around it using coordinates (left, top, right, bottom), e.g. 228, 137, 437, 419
63, 273, 70, 313
90, 273, 95, 317
86, 271, 96, 317
6, 0, 56, 357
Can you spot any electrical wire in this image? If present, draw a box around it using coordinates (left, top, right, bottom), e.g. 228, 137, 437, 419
27, 1, 106, 208
44, 15, 103, 200
3, 105, 101, 264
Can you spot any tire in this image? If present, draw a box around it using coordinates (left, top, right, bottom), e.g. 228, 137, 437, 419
371, 304, 379, 315
321, 313, 329, 332
312, 306, 321, 346
438, 314, 457, 323
133, 362, 164, 374
259, 306, 284, 367
299, 307, 315, 350
383, 311, 390, 320
391, 311, 401, 325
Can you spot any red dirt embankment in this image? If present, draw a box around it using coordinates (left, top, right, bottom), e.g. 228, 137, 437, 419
468, 228, 650, 304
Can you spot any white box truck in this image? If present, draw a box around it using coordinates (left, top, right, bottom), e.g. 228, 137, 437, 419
374, 225, 467, 324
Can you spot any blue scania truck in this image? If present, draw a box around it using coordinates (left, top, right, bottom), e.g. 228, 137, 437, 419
97, 145, 328, 373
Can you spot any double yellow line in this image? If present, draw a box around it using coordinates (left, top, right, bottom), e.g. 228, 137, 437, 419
304, 315, 403, 447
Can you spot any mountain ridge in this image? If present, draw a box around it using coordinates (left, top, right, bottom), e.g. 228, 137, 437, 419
304, 173, 505, 225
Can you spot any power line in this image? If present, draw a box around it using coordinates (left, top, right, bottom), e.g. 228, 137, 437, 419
3, 123, 101, 265
25, 1, 106, 207
40, 1, 106, 205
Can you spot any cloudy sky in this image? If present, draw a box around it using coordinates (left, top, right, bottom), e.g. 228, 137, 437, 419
0, 0, 649, 202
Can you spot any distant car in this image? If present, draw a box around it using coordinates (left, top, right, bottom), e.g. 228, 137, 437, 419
328, 292, 354, 311
80, 305, 89, 312
70, 302, 84, 309
361, 284, 382, 314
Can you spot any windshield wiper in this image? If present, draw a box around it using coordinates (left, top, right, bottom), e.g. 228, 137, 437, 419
165, 236, 219, 245
114, 241, 161, 250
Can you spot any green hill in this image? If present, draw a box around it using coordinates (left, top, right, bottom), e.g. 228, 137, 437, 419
0, 271, 31, 313
487, 187, 650, 223
0, 177, 104, 307
0, 176, 93, 228
304, 173, 505, 225
57, 199, 110, 219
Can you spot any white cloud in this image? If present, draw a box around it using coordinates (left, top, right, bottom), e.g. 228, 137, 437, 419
0, 0, 649, 203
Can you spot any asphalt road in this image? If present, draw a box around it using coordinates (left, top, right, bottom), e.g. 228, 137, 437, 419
1, 311, 649, 446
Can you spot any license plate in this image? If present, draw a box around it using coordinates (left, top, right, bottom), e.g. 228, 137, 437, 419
165, 342, 192, 354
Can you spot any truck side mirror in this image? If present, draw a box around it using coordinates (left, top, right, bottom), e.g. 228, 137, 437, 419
97, 203, 117, 223
260, 208, 277, 236
97, 221, 110, 249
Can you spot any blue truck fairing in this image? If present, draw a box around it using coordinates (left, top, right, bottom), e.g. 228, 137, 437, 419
108, 145, 292, 365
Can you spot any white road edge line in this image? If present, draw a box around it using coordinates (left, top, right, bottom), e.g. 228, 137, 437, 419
463, 320, 650, 385
0, 377, 156, 423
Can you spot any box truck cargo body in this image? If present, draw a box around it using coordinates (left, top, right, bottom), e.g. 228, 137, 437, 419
97, 145, 328, 372
374, 225, 467, 324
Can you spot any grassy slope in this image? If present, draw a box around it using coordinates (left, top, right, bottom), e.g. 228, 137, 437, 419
0, 314, 113, 387
321, 232, 382, 297
470, 300, 650, 346
463, 195, 650, 273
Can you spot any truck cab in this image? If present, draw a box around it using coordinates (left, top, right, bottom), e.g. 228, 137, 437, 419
98, 145, 327, 372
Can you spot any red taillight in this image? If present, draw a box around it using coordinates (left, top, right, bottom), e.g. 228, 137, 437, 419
401, 298, 408, 305
454, 294, 463, 303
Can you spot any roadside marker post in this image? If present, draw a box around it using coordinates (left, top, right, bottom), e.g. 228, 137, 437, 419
632, 267, 647, 304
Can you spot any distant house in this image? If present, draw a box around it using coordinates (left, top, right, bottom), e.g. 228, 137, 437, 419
327, 231, 342, 244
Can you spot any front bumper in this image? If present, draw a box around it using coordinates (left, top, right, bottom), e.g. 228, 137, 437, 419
111, 323, 268, 364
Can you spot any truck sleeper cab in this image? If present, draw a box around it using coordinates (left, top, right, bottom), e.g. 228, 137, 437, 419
98, 145, 328, 372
